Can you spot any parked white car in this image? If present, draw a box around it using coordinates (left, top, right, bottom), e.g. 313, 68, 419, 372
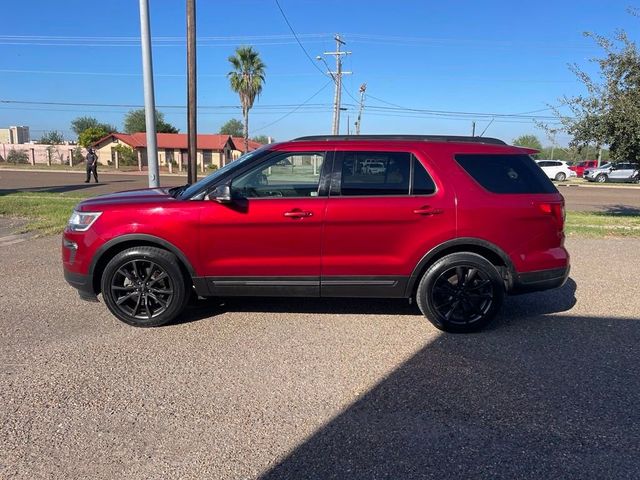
535, 160, 577, 182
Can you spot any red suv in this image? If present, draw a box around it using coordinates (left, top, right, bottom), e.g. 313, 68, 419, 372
569, 160, 598, 178
63, 135, 569, 332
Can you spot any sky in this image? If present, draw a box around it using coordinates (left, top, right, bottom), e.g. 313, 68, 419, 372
0, 0, 638, 145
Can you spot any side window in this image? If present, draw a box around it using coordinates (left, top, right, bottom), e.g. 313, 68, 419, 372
339, 151, 410, 196
231, 151, 325, 198
413, 156, 436, 195
455, 154, 557, 194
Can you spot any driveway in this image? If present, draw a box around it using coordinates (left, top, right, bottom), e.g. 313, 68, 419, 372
1, 236, 639, 479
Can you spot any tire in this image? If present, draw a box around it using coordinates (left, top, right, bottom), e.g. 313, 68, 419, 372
100, 246, 189, 327
596, 174, 607, 183
416, 253, 505, 333
555, 172, 567, 181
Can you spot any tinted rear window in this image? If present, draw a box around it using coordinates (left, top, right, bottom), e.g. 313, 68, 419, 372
456, 154, 557, 194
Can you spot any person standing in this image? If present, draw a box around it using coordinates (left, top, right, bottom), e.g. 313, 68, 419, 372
85, 147, 99, 183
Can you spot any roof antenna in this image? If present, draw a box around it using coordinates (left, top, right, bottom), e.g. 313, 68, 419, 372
478, 118, 495, 137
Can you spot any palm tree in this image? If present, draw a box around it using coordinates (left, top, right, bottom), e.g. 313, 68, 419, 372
228, 46, 266, 153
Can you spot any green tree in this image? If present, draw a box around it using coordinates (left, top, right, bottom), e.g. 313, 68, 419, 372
228, 46, 266, 153
78, 126, 110, 147
71, 116, 117, 137
513, 135, 543, 157
38, 131, 64, 144
123, 109, 178, 134
550, 26, 640, 162
251, 135, 271, 145
219, 119, 244, 136
112, 144, 138, 166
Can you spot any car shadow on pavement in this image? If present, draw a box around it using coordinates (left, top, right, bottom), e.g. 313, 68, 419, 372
252, 279, 640, 479
176, 278, 577, 326
0, 180, 134, 196
600, 204, 640, 216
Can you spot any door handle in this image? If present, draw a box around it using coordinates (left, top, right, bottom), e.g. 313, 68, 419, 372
413, 206, 444, 216
284, 209, 313, 218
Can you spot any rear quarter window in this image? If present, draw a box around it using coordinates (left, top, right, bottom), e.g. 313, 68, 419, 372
456, 154, 557, 194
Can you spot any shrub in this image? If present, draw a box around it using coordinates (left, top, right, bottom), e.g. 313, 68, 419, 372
7, 149, 29, 164
113, 145, 138, 167
73, 147, 85, 164
207, 164, 219, 170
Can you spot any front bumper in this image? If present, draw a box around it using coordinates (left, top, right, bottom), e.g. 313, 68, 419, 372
63, 269, 99, 302
510, 266, 570, 295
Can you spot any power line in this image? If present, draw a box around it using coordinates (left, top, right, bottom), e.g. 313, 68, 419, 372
273, 0, 328, 77
0, 98, 568, 121
0, 68, 317, 78
0, 33, 330, 41
252, 80, 333, 133
364, 95, 568, 120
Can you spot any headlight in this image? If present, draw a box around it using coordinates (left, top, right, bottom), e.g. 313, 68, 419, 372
68, 210, 102, 232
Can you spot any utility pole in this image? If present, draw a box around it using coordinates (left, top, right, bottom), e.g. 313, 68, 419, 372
597, 146, 603, 167
320, 35, 351, 135
138, 0, 159, 187
355, 83, 366, 135
471, 121, 476, 137
186, 0, 197, 184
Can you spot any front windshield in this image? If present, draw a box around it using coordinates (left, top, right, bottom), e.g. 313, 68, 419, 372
178, 146, 272, 199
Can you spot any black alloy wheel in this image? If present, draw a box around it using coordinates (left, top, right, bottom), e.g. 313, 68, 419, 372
431, 266, 494, 325
417, 252, 504, 333
110, 259, 174, 320
101, 246, 188, 327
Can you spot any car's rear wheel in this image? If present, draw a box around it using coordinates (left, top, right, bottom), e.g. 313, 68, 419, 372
101, 246, 188, 327
555, 172, 567, 181
416, 253, 504, 333
596, 174, 607, 183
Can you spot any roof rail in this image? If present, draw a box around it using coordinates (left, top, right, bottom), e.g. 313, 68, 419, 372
291, 135, 507, 145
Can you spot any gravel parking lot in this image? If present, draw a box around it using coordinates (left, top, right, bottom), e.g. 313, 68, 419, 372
1, 235, 639, 479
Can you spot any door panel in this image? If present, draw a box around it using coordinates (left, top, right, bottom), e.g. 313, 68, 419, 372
198, 151, 331, 295
321, 150, 456, 295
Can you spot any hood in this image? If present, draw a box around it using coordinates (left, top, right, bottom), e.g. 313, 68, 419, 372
77, 187, 174, 210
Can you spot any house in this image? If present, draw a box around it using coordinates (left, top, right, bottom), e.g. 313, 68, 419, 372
92, 133, 237, 172
231, 137, 264, 160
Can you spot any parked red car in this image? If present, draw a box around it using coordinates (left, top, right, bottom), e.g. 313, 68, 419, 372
63, 135, 569, 332
569, 160, 598, 178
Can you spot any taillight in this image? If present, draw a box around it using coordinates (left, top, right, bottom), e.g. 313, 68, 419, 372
537, 202, 565, 229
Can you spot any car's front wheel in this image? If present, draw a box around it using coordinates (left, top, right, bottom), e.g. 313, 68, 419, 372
416, 253, 505, 333
596, 174, 607, 183
555, 172, 567, 181
101, 246, 188, 327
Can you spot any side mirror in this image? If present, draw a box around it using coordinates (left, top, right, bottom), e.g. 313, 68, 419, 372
210, 184, 232, 203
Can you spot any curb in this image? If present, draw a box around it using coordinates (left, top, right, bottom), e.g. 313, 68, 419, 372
557, 183, 640, 191
0, 168, 188, 177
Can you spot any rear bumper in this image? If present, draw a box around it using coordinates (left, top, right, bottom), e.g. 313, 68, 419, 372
510, 266, 570, 295
64, 269, 99, 302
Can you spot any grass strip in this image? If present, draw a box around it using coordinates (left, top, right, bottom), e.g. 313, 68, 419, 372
0, 192, 84, 236
565, 211, 640, 237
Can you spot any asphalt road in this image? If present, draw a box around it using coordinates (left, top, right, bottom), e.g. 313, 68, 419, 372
1, 235, 639, 479
1, 169, 639, 212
